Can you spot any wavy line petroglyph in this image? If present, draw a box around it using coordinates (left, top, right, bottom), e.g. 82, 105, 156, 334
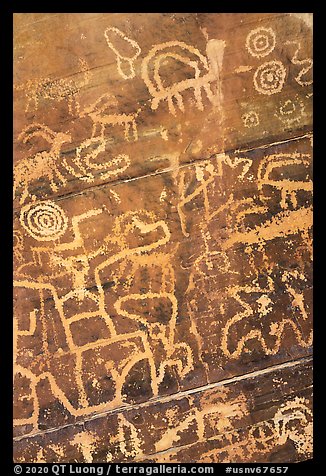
14, 120, 132, 202
285, 40, 313, 86
104, 27, 141, 80
141, 39, 225, 115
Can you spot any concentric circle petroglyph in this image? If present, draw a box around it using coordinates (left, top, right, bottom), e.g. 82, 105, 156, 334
245, 27, 276, 58
253, 61, 287, 95
242, 111, 260, 128
20, 200, 68, 241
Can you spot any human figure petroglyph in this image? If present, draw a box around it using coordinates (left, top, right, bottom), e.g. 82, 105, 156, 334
81, 94, 139, 141
14, 206, 194, 432
257, 153, 312, 209
141, 39, 225, 115
220, 271, 312, 359
14, 124, 72, 204
14, 58, 90, 114
285, 40, 313, 86
177, 155, 253, 237
104, 27, 141, 80
14, 278, 158, 429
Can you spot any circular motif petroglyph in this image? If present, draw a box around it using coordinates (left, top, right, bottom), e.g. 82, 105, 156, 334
242, 111, 260, 128
253, 61, 287, 95
274, 97, 305, 127
245, 27, 276, 58
20, 200, 68, 241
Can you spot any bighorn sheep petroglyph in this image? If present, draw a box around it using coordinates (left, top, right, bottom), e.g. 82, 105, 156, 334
81, 93, 139, 141
14, 124, 72, 204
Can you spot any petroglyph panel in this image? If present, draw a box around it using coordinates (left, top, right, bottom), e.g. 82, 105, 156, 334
14, 13, 312, 207
13, 359, 312, 463
14, 12, 312, 463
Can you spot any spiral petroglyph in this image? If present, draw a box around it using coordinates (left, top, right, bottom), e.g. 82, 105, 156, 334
253, 61, 287, 95
19, 201, 68, 241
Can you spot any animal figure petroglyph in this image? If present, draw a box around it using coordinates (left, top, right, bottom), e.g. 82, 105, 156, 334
14, 124, 72, 204
14, 208, 193, 433
141, 39, 225, 115
257, 153, 312, 209
14, 58, 90, 114
154, 390, 247, 453
221, 206, 312, 252
199, 397, 312, 463
14, 122, 131, 202
273, 397, 313, 454
81, 94, 139, 141
104, 27, 141, 80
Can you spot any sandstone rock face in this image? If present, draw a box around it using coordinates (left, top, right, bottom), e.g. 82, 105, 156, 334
13, 13, 313, 463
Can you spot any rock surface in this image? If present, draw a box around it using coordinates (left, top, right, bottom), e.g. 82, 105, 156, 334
13, 13, 313, 463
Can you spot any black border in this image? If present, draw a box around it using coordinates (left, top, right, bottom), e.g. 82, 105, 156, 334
3, 1, 321, 472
